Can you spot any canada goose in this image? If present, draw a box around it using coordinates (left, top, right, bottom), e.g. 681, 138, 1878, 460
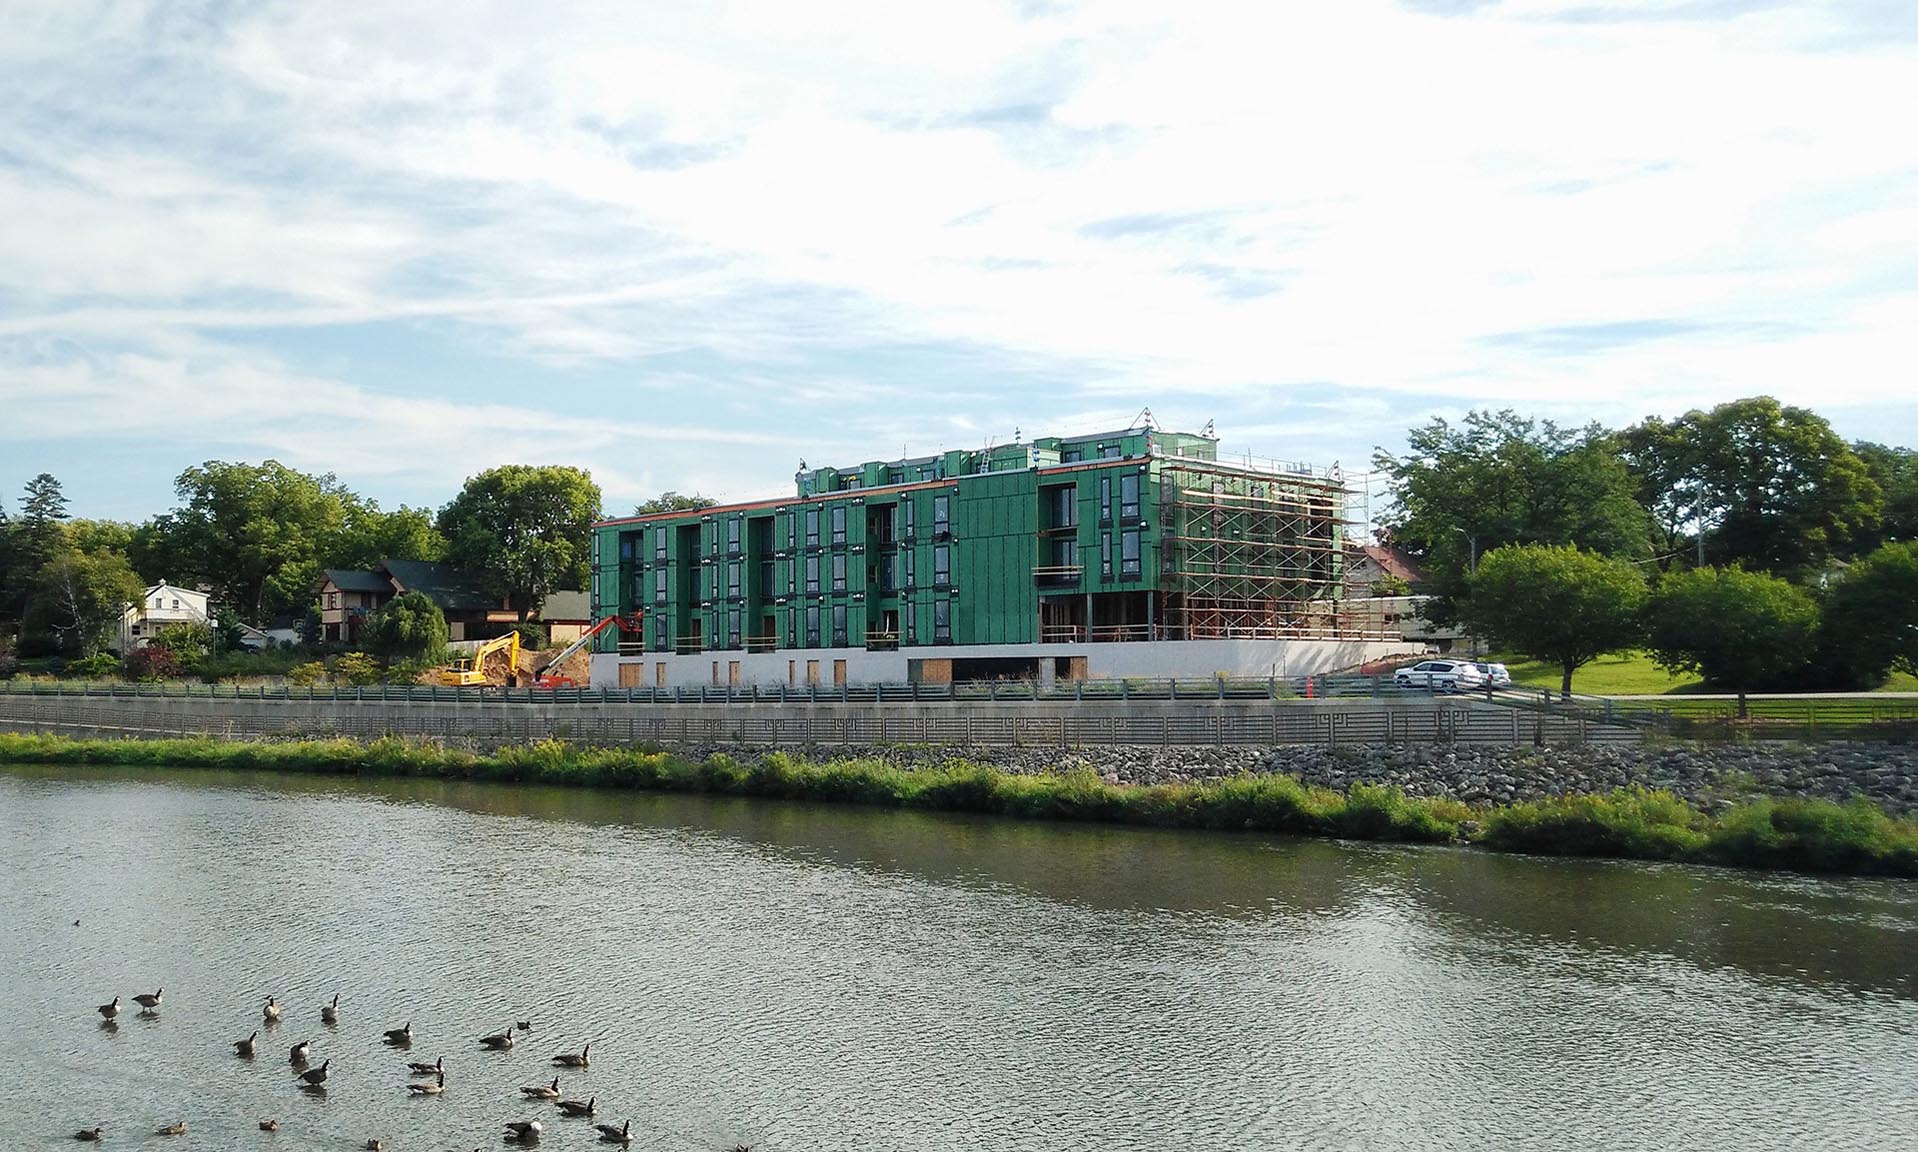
517, 1019, 532, 1031
263, 996, 284, 1023
72, 1127, 104, 1142
97, 997, 119, 1020
552, 1044, 590, 1068
520, 1076, 560, 1100
594, 1121, 630, 1145
155, 1121, 187, 1136
321, 994, 339, 1025
289, 1039, 311, 1065
365, 1141, 383, 1151
504, 1120, 543, 1141
406, 1070, 446, 1095
296, 1059, 330, 1085
382, 1021, 412, 1045
258, 1119, 279, 1132
406, 1055, 444, 1076
480, 1026, 515, 1050
556, 1096, 595, 1117
234, 1030, 259, 1056
133, 988, 164, 1011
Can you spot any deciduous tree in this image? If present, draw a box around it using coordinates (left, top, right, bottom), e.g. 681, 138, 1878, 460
363, 590, 449, 661
1457, 544, 1647, 697
1820, 542, 1918, 687
438, 465, 601, 621
1645, 567, 1819, 690
633, 491, 717, 516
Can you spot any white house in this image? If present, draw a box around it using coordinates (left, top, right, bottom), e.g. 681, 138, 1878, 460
115, 580, 213, 653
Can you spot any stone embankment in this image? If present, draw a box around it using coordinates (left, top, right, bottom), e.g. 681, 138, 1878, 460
689, 742, 1918, 815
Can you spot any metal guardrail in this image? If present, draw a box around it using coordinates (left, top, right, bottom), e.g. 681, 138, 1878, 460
0, 675, 1444, 705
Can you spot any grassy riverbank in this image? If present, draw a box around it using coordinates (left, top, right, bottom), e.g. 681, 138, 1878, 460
2, 733, 1913, 877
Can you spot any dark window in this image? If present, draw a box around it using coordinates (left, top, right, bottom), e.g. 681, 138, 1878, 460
1120, 474, 1140, 521
1049, 537, 1074, 568
879, 554, 897, 593
653, 570, 666, 603
787, 610, 797, 648
727, 608, 741, 648
1046, 484, 1076, 528
619, 535, 636, 561
1101, 443, 1121, 459
831, 505, 847, 545
727, 518, 741, 554
918, 465, 936, 482
832, 604, 848, 647
934, 543, 950, 585
805, 507, 820, 547
901, 498, 915, 538
1062, 447, 1082, 463
1121, 530, 1141, 579
805, 555, 820, 594
933, 599, 951, 644
843, 476, 862, 491
806, 604, 821, 647
726, 561, 741, 598
1101, 532, 1113, 579
759, 560, 775, 597
887, 468, 905, 485
654, 527, 667, 561
831, 553, 847, 592
903, 603, 915, 644
933, 494, 950, 536
902, 548, 915, 588
1100, 476, 1112, 524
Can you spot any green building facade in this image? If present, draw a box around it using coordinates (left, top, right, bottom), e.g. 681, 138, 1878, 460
589, 426, 1348, 663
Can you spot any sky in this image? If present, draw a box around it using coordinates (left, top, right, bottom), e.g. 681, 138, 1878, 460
2, 0, 1915, 524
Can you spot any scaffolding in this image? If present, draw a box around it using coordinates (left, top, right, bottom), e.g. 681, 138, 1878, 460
1157, 461, 1350, 640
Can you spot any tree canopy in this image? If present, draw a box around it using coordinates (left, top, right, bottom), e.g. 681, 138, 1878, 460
1820, 542, 1918, 688
633, 491, 718, 516
1373, 411, 1648, 616
438, 465, 601, 621
1644, 566, 1819, 691
1456, 544, 1648, 696
363, 590, 449, 661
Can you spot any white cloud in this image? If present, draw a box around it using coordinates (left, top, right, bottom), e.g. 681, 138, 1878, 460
1, 0, 1914, 518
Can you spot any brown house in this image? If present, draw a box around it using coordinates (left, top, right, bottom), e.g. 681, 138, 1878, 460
314, 560, 518, 643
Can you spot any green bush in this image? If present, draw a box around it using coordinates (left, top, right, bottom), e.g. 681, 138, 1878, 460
286, 661, 326, 687
331, 652, 380, 686
124, 646, 182, 682
65, 652, 122, 679
509, 622, 549, 650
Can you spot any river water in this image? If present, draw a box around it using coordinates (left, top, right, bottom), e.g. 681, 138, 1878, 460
0, 764, 1913, 1151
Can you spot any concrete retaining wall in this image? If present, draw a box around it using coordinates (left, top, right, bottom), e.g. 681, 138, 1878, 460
0, 691, 1635, 749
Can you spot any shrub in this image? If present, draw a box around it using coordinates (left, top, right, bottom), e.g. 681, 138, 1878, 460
125, 645, 182, 682
1646, 566, 1819, 691
65, 652, 122, 679
509, 622, 549, 650
331, 651, 381, 686
286, 661, 326, 687
1480, 789, 1707, 860
363, 591, 449, 661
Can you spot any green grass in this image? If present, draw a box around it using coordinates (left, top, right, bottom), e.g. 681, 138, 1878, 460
1489, 650, 1702, 696
1, 733, 1912, 877
1491, 650, 1918, 697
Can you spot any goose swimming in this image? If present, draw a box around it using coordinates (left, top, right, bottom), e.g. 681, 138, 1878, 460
593, 1121, 631, 1145
406, 1070, 446, 1096
321, 994, 339, 1025
556, 1096, 595, 1118
551, 1044, 591, 1068
520, 1076, 561, 1100
234, 1030, 259, 1056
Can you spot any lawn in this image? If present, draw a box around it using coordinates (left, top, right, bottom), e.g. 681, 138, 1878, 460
1488, 650, 1918, 697
1488, 650, 1701, 696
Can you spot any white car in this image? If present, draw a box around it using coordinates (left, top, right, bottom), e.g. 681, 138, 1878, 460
1393, 659, 1485, 692
1473, 661, 1513, 688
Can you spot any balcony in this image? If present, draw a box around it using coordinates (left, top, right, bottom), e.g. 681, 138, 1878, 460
864, 630, 900, 651
745, 634, 779, 653
1032, 564, 1082, 588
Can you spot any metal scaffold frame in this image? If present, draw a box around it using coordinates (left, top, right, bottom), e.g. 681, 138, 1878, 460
1157, 462, 1354, 640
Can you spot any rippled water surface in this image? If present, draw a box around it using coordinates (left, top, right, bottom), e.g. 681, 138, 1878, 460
1, 764, 1915, 1151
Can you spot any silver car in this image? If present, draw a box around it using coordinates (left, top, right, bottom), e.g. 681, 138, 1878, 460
1393, 659, 1485, 692
1473, 661, 1513, 688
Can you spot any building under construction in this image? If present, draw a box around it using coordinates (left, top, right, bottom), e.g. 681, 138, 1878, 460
589, 423, 1415, 687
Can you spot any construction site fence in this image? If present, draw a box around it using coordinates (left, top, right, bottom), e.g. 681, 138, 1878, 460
1578, 694, 1918, 743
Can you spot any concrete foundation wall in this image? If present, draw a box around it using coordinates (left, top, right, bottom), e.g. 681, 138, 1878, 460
592, 637, 1424, 690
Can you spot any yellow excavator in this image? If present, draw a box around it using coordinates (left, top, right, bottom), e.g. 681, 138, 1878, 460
438, 630, 521, 688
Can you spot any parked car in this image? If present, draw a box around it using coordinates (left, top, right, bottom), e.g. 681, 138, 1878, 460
1473, 661, 1513, 688
1393, 659, 1485, 692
